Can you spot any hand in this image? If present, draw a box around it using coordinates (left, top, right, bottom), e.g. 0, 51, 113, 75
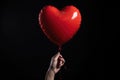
48, 52, 65, 74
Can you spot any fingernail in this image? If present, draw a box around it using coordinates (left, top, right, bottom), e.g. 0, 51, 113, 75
58, 52, 60, 54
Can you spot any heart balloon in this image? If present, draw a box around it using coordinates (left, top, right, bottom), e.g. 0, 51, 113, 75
38, 5, 82, 46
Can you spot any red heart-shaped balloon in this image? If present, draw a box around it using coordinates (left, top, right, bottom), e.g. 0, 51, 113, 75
38, 5, 82, 46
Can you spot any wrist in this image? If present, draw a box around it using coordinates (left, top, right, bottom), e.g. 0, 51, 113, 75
47, 67, 56, 75
45, 68, 55, 80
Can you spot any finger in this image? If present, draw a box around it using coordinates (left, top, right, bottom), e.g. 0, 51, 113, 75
53, 52, 60, 60
57, 60, 61, 68
59, 54, 63, 58
59, 57, 65, 63
59, 61, 65, 67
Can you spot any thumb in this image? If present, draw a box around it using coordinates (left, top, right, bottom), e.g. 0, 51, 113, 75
53, 52, 60, 60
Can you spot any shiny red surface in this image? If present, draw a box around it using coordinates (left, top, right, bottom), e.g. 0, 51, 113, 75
39, 5, 82, 46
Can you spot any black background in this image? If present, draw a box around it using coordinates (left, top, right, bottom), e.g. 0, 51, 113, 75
1, 0, 104, 80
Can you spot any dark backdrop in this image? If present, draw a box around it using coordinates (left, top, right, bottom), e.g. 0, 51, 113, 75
1, 0, 104, 80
